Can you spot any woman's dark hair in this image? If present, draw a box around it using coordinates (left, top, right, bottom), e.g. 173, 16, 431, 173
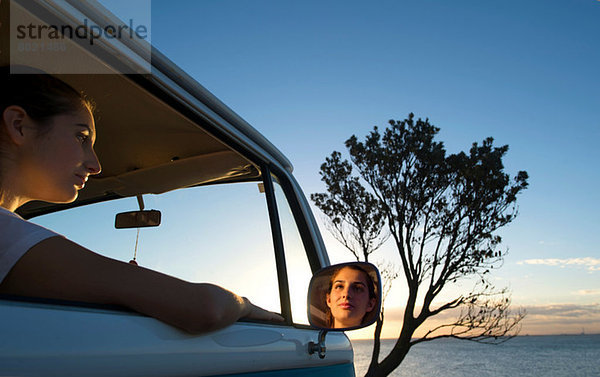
0, 66, 94, 187
0, 66, 93, 128
325, 264, 377, 327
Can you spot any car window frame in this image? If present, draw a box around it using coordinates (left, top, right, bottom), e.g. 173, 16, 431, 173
8, 70, 323, 330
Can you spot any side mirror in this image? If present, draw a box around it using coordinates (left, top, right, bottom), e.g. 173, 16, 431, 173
307, 262, 381, 331
115, 210, 161, 229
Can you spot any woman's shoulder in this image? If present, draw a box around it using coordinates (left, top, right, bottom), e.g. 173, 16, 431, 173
0, 207, 60, 251
0, 206, 58, 233
0, 206, 61, 283
1, 206, 36, 225
0, 206, 28, 227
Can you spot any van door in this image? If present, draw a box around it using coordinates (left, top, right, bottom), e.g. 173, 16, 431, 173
1, 169, 355, 376
1, 299, 354, 376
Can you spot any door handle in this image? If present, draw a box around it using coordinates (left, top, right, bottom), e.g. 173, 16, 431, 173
308, 330, 328, 359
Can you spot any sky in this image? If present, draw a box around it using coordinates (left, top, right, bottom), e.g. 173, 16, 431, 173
100, 0, 599, 338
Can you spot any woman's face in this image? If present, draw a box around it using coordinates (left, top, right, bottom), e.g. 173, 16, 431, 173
17, 106, 101, 204
326, 267, 376, 328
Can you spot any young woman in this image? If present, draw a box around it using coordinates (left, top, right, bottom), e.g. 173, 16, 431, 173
0, 68, 283, 334
326, 265, 377, 329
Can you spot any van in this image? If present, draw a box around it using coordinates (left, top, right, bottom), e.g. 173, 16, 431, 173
0, 1, 380, 376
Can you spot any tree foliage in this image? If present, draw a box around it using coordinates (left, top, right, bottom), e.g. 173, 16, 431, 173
311, 113, 528, 377
311, 151, 388, 262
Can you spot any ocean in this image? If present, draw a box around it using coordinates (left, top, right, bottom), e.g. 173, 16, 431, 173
351, 334, 600, 377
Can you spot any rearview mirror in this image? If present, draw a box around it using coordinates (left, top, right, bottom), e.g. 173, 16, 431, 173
115, 210, 161, 229
307, 262, 381, 331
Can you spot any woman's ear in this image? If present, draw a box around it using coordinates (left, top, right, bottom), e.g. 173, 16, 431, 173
366, 297, 376, 312
2, 106, 29, 145
326, 293, 332, 308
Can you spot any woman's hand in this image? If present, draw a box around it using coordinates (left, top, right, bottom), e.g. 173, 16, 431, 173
241, 297, 285, 322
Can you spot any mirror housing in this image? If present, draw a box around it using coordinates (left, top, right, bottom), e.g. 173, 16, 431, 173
115, 210, 161, 229
307, 262, 381, 331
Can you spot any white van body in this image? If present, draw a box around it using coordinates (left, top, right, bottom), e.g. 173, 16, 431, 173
2, 300, 354, 376
0, 1, 357, 376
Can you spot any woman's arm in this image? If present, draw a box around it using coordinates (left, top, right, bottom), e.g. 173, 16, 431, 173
0, 236, 283, 333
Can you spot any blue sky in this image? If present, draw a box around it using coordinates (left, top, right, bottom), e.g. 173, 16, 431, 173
102, 0, 600, 336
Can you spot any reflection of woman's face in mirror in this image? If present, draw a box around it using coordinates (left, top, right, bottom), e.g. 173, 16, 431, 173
326, 266, 376, 329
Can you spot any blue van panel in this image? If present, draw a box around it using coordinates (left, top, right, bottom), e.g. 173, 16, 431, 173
216, 363, 355, 377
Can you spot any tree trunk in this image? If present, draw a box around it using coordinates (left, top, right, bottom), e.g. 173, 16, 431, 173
367, 310, 384, 374
365, 340, 410, 377
365, 298, 416, 377
365, 327, 412, 377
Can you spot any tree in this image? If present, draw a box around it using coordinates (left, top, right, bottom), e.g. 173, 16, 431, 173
311, 113, 528, 377
311, 151, 388, 263
311, 151, 397, 365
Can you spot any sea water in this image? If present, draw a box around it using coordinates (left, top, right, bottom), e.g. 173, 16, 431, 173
351, 334, 600, 377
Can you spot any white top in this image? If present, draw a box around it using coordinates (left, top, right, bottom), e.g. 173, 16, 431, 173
0, 207, 59, 284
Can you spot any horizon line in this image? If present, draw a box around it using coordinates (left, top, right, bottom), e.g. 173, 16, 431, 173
350, 332, 600, 341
